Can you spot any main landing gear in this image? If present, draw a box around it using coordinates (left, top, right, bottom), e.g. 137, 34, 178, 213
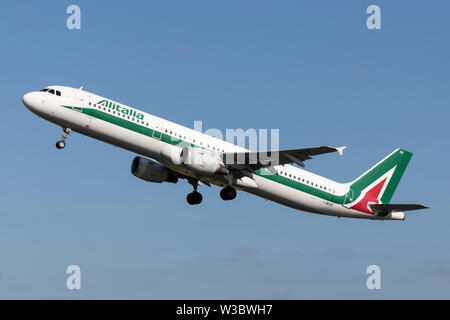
185, 180, 237, 205
56, 127, 71, 149
220, 186, 237, 201
187, 179, 203, 205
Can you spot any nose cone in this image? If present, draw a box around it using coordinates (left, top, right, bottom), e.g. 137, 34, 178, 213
22, 92, 39, 110
22, 92, 33, 109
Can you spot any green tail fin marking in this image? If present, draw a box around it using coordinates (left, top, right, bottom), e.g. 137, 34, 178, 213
349, 149, 413, 204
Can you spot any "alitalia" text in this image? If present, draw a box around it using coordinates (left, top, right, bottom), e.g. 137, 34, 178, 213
97, 99, 144, 120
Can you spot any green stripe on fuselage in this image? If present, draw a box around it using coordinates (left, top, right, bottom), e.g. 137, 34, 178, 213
61, 105, 345, 204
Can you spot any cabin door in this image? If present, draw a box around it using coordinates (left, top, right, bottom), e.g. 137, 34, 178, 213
152, 119, 163, 140
73, 89, 84, 112
343, 188, 354, 208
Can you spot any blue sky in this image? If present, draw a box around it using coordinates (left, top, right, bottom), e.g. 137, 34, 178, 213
0, 0, 449, 299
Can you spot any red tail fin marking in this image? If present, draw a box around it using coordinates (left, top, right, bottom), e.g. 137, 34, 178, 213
350, 178, 387, 214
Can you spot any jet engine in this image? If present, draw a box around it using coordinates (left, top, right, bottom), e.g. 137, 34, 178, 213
180, 147, 229, 176
131, 157, 178, 183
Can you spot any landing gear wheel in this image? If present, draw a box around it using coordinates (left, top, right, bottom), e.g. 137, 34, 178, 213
56, 127, 71, 150
187, 191, 203, 205
220, 186, 237, 201
56, 140, 66, 149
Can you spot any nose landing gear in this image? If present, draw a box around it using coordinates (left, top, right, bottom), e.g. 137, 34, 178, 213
56, 127, 71, 149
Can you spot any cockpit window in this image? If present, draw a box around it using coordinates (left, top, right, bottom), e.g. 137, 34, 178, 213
40, 88, 61, 96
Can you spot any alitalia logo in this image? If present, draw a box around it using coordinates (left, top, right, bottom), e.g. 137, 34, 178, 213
97, 99, 144, 120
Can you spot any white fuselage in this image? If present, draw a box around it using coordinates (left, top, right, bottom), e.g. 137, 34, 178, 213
22, 85, 387, 220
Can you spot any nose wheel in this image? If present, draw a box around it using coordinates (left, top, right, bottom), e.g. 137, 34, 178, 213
56, 140, 66, 149
187, 179, 203, 205
220, 186, 237, 201
56, 127, 71, 149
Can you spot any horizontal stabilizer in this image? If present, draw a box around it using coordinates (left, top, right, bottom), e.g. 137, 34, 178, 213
370, 204, 429, 213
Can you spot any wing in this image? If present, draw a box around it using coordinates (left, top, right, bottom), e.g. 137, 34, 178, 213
221, 145, 346, 171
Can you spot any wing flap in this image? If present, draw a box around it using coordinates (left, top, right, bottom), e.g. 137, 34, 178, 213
222, 145, 346, 170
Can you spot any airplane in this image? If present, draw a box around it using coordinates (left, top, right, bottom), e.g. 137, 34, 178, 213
22, 85, 428, 220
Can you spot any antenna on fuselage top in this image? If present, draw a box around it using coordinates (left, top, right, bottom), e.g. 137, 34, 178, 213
79, 86, 83, 90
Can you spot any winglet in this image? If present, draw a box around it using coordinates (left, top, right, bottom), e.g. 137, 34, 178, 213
335, 146, 346, 156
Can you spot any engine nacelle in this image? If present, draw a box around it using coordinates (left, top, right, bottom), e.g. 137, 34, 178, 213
131, 157, 178, 183
181, 147, 229, 176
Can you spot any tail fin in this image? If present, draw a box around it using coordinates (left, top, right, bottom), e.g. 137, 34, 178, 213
345, 149, 412, 211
